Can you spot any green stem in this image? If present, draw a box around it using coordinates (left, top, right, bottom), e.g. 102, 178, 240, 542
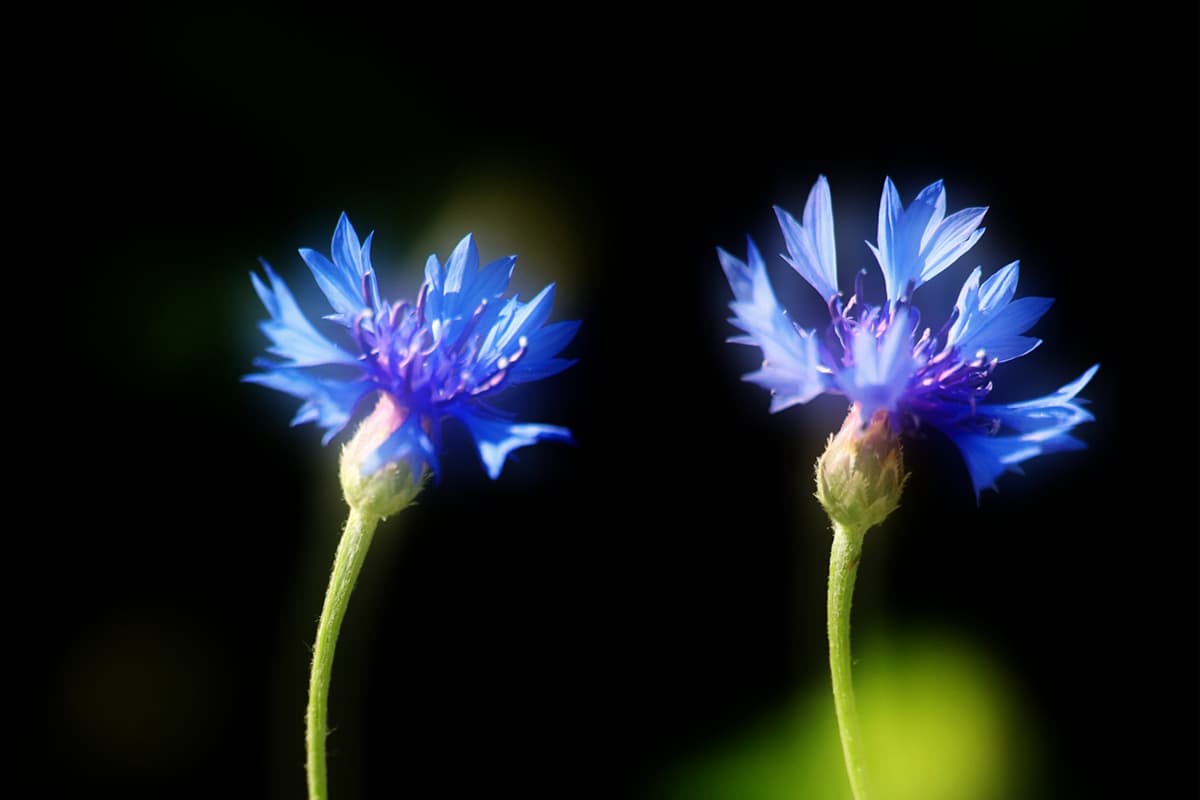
827, 521, 870, 799
306, 506, 382, 800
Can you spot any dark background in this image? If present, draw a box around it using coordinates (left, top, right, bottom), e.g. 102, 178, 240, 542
25, 4, 1197, 798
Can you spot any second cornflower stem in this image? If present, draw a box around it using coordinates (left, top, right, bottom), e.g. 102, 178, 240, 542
827, 521, 870, 800
306, 505, 383, 800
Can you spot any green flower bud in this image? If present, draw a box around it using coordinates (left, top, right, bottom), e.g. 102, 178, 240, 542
815, 405, 908, 533
339, 394, 426, 519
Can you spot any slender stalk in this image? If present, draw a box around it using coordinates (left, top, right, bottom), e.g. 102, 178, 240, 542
827, 521, 870, 799
306, 506, 382, 800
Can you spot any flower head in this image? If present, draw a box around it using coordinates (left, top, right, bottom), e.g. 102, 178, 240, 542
720, 176, 1097, 499
246, 214, 578, 482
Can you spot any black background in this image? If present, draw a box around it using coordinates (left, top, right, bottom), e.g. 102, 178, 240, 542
25, 4, 1198, 798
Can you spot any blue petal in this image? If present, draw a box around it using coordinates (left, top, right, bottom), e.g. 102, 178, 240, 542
422, 253, 445, 323
944, 364, 1098, 498
298, 248, 362, 321
360, 414, 439, 477
507, 319, 581, 384
774, 175, 839, 301
947, 262, 1054, 362
242, 368, 372, 443
837, 307, 916, 417
331, 212, 365, 280
464, 255, 516, 307
442, 233, 479, 300
424, 252, 443, 294
359, 231, 383, 310
299, 213, 378, 324
719, 238, 827, 411
478, 283, 557, 364
977, 364, 1099, 434
870, 178, 986, 302
948, 428, 1088, 501
250, 262, 358, 367
450, 405, 573, 479
920, 206, 987, 285
429, 235, 491, 347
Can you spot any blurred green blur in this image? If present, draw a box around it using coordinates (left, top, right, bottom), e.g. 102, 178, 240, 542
656, 629, 1037, 800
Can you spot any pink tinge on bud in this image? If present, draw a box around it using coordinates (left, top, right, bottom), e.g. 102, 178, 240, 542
853, 405, 897, 456
339, 392, 426, 516
816, 404, 907, 533
342, 393, 408, 471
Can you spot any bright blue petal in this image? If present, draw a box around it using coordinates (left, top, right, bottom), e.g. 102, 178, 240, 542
870, 178, 986, 302
719, 239, 826, 411
450, 406, 573, 479
948, 427, 1088, 500
427, 235, 492, 348
943, 364, 1098, 498
948, 262, 1054, 362
774, 175, 839, 301
464, 255, 516, 308
299, 247, 363, 322
299, 213, 378, 324
250, 262, 358, 367
242, 368, 371, 443
507, 320, 581, 384
442, 232, 478, 297
478, 283, 558, 365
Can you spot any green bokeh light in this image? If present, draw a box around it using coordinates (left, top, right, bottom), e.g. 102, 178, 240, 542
657, 629, 1037, 800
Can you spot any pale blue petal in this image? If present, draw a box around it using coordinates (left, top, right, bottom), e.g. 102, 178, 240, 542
359, 231, 382, 309
719, 239, 827, 410
977, 261, 1020, 309
424, 253, 443, 294
872, 178, 986, 302
299, 247, 366, 321
774, 175, 839, 300
331, 212, 364, 280
250, 263, 358, 367
443, 233, 478, 297
422, 253, 445, 323
948, 261, 1054, 362
837, 307, 916, 416
920, 206, 988, 284
978, 365, 1100, 433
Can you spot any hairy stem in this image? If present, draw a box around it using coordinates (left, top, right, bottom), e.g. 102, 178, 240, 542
827, 521, 870, 799
306, 506, 382, 800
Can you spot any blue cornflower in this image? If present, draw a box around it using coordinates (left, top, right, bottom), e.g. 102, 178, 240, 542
246, 214, 578, 480
720, 176, 1097, 498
